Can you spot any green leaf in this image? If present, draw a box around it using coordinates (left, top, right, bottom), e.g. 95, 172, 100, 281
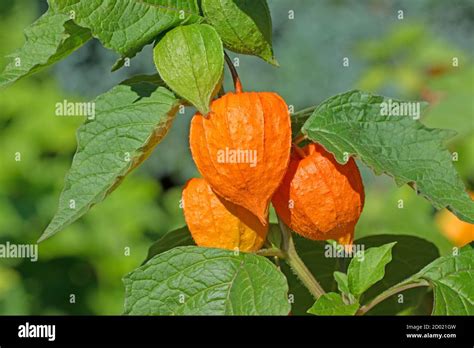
0, 8, 91, 87
347, 242, 396, 297
49, 0, 201, 62
144, 226, 195, 264
153, 24, 224, 114
410, 249, 474, 315
356, 235, 439, 315
307, 293, 359, 316
39, 76, 180, 242
301, 90, 474, 224
123, 246, 291, 315
333, 271, 358, 305
201, 0, 277, 65
334, 271, 350, 295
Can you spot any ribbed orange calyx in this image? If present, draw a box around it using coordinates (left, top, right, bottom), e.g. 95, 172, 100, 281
189, 91, 291, 225
182, 178, 268, 251
272, 143, 365, 245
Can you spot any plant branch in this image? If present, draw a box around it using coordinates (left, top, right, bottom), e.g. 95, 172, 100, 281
256, 248, 286, 258
224, 51, 242, 93
356, 280, 430, 315
278, 218, 326, 300
292, 105, 317, 116
286, 237, 326, 300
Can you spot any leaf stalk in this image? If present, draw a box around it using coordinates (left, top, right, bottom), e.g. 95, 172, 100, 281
356, 279, 430, 315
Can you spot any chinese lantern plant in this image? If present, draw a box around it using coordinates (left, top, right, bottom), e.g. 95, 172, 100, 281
1, 0, 473, 316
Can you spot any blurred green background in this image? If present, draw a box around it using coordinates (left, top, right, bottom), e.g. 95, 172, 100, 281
0, 0, 472, 314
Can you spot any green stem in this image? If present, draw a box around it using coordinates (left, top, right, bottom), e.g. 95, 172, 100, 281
278, 218, 326, 300
256, 248, 286, 258
286, 238, 326, 300
356, 280, 429, 315
292, 105, 317, 116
